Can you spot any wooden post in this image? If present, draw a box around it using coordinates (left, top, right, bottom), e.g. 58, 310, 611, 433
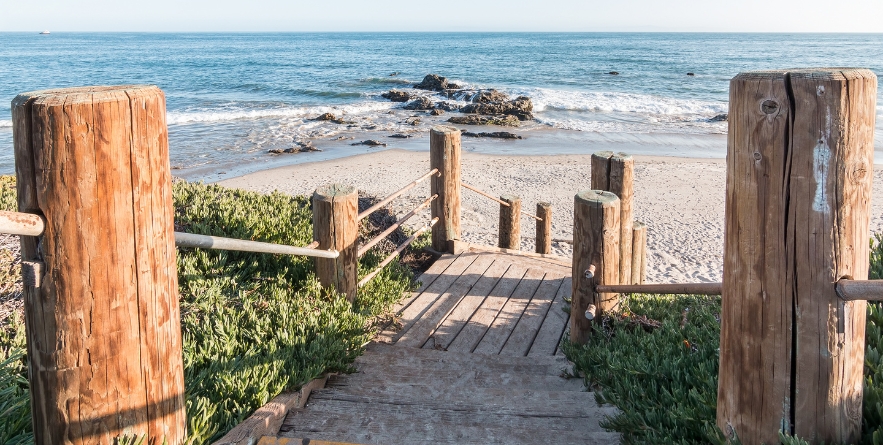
313, 184, 359, 302
498, 194, 521, 250
719, 69, 876, 444
609, 154, 634, 284
631, 221, 647, 285
590, 151, 613, 190
535, 202, 552, 254
430, 126, 462, 253
12, 86, 186, 444
570, 190, 620, 344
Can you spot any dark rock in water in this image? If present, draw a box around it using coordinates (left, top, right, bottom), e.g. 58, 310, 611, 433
460, 96, 533, 121
435, 101, 462, 112
608, 71, 619, 75
709, 113, 728, 122
472, 89, 510, 104
687, 72, 695, 76
404, 96, 434, 110
448, 115, 520, 127
407, 118, 421, 126
351, 140, 387, 147
389, 133, 412, 138
414, 74, 461, 91
268, 149, 284, 154
268, 141, 321, 154
430, 109, 445, 116
389, 72, 400, 76
315, 112, 337, 121
462, 131, 522, 139
381, 90, 411, 102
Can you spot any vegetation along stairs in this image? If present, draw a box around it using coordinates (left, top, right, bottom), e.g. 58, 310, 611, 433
265, 246, 620, 444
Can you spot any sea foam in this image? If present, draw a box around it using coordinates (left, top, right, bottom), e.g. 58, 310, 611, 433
167, 101, 395, 125
0, 120, 11, 128
510, 88, 728, 117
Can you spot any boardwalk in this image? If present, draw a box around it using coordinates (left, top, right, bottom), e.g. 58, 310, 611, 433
265, 246, 619, 444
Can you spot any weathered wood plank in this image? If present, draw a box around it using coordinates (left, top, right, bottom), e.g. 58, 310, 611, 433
424, 258, 511, 350
474, 268, 546, 355
377, 251, 477, 343
396, 254, 495, 348
499, 272, 565, 356
446, 263, 528, 353
359, 343, 568, 375
528, 277, 572, 357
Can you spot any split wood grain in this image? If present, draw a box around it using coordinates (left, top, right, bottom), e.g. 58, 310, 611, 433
313, 184, 359, 301
12, 85, 186, 444
430, 126, 461, 252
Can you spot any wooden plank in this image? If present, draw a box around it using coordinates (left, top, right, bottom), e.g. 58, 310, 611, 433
446, 263, 528, 353
360, 343, 568, 375
500, 272, 565, 356
425, 258, 511, 350
474, 268, 546, 355
466, 243, 571, 268
258, 437, 365, 445
377, 251, 478, 343
395, 254, 495, 348
326, 368, 584, 392
529, 277, 573, 357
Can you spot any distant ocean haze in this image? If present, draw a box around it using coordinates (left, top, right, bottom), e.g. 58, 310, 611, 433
1, 32, 881, 178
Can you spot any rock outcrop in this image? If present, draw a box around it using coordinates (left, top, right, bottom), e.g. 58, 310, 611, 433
350, 140, 387, 147
462, 131, 522, 139
448, 115, 520, 127
460, 96, 533, 121
381, 90, 411, 102
414, 74, 461, 91
403, 96, 434, 110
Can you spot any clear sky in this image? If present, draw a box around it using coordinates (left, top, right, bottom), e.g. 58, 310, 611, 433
1, 0, 882, 33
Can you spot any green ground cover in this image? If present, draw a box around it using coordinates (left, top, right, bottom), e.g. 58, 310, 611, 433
0, 177, 417, 443
564, 235, 883, 444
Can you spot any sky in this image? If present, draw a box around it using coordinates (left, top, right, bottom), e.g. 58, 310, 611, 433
1, 0, 882, 33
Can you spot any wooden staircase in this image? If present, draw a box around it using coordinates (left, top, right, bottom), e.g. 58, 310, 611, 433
256, 246, 620, 445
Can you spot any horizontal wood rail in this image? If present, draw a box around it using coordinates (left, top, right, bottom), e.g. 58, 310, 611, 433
358, 217, 438, 287
357, 168, 438, 221
174, 232, 339, 259
835, 279, 883, 301
358, 195, 436, 257
0, 210, 45, 236
594, 282, 723, 295
460, 181, 542, 221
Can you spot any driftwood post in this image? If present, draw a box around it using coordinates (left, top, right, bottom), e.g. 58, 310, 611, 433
570, 190, 620, 344
430, 126, 462, 253
535, 202, 552, 254
12, 86, 186, 443
591, 151, 634, 284
313, 184, 359, 301
498, 194, 521, 250
719, 69, 876, 444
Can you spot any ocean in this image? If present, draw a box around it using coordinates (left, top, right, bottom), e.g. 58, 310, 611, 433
1, 32, 881, 179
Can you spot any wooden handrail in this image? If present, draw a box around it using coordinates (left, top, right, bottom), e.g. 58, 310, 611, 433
460, 181, 542, 221
358, 217, 437, 287
174, 232, 339, 259
358, 195, 436, 257
594, 282, 723, 295
0, 210, 45, 236
357, 168, 438, 221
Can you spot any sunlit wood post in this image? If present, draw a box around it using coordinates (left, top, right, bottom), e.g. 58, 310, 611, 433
12, 85, 186, 444
313, 184, 359, 302
430, 126, 462, 253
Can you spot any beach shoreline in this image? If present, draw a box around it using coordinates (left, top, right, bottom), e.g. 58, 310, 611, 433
217, 147, 883, 285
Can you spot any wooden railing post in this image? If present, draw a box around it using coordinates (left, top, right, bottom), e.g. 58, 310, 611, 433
718, 69, 876, 444
630, 221, 647, 285
313, 184, 359, 301
430, 126, 462, 253
570, 190, 620, 345
591, 151, 634, 284
535, 202, 552, 254
12, 86, 186, 443
498, 194, 521, 250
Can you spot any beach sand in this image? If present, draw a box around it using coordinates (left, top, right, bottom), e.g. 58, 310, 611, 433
218, 149, 883, 284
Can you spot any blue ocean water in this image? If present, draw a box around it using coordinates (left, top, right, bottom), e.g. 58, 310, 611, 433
0, 32, 881, 177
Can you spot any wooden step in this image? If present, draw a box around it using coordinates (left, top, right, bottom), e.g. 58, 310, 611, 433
358, 343, 571, 375
279, 409, 619, 445
326, 368, 584, 392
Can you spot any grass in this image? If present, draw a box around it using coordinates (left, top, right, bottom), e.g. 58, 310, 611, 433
563, 234, 883, 444
0, 178, 418, 443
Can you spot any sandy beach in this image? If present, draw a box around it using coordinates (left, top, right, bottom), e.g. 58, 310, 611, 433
218, 148, 883, 284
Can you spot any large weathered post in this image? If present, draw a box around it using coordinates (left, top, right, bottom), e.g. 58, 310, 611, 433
719, 69, 876, 444
313, 184, 359, 301
570, 190, 620, 344
591, 151, 634, 284
12, 86, 186, 444
535, 202, 552, 254
430, 126, 462, 252
498, 194, 521, 250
